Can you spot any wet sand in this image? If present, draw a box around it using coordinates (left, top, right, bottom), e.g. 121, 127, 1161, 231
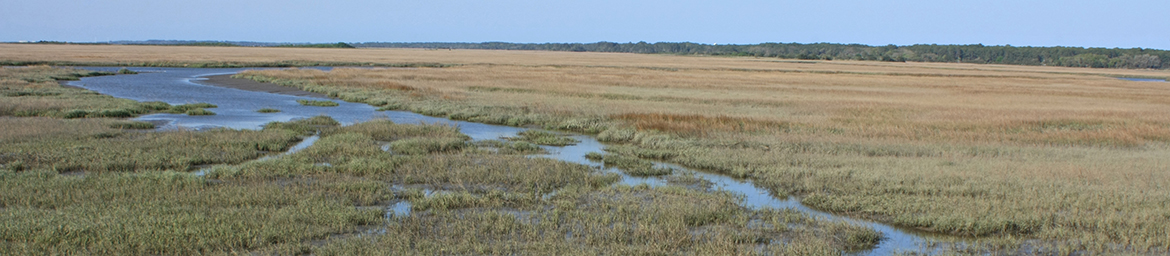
197, 74, 329, 98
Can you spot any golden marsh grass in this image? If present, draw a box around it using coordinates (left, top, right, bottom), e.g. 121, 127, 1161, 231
225, 51, 1170, 253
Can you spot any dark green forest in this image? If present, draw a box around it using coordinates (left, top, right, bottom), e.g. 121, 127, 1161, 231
354, 42, 1169, 69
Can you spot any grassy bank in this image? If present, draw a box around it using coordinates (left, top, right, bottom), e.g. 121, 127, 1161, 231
233, 58, 1170, 254
0, 66, 222, 118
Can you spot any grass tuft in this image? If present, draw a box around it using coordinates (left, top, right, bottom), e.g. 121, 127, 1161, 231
184, 108, 214, 115
263, 115, 340, 135
108, 121, 155, 129
164, 103, 217, 113
585, 152, 673, 177
389, 137, 467, 155
505, 130, 579, 146
296, 99, 339, 107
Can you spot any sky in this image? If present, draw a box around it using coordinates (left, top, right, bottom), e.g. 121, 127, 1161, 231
2, 0, 1168, 49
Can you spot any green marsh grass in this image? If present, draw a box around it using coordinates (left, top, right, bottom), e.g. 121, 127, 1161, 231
164, 103, 219, 116
1, 67, 230, 119
585, 152, 674, 177
262, 115, 340, 135
473, 140, 546, 154
115, 68, 137, 74
202, 119, 881, 254
107, 120, 155, 129
316, 184, 880, 255
506, 129, 579, 146
0, 170, 382, 255
184, 108, 215, 115
0, 118, 299, 173
388, 137, 467, 155
1, 66, 167, 118
297, 99, 339, 107
256, 108, 280, 113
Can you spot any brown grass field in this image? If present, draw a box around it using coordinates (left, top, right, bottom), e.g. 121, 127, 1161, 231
5, 44, 1170, 254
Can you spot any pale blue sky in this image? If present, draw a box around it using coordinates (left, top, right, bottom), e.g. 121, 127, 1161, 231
2, 0, 1167, 49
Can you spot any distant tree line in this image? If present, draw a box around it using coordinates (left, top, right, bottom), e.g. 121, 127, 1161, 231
353, 42, 1169, 69
100, 40, 354, 48
274, 42, 355, 48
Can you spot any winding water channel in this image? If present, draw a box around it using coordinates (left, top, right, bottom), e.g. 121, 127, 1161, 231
68, 67, 964, 255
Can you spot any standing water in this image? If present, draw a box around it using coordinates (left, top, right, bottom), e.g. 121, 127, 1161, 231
70, 67, 959, 255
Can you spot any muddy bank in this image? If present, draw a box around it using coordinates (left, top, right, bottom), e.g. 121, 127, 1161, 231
196, 74, 329, 98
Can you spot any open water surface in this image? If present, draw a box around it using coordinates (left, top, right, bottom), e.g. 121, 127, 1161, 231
69, 67, 963, 255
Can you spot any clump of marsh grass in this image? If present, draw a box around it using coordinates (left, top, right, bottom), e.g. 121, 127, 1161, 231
584, 152, 673, 177
164, 103, 216, 113
505, 130, 579, 146
474, 140, 546, 154
116, 68, 137, 74
389, 137, 467, 155
107, 121, 155, 129
184, 108, 214, 115
257, 108, 280, 113
263, 115, 340, 135
297, 99, 339, 107
324, 119, 466, 141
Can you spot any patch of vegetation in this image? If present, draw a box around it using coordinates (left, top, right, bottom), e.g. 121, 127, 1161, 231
505, 130, 579, 146
108, 121, 155, 129
297, 99, 339, 107
0, 118, 299, 173
0, 66, 169, 119
115, 68, 137, 74
163, 103, 217, 113
184, 108, 215, 115
263, 115, 341, 135
585, 152, 673, 177
389, 137, 467, 155
0, 170, 381, 255
474, 140, 546, 154
256, 108, 280, 113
